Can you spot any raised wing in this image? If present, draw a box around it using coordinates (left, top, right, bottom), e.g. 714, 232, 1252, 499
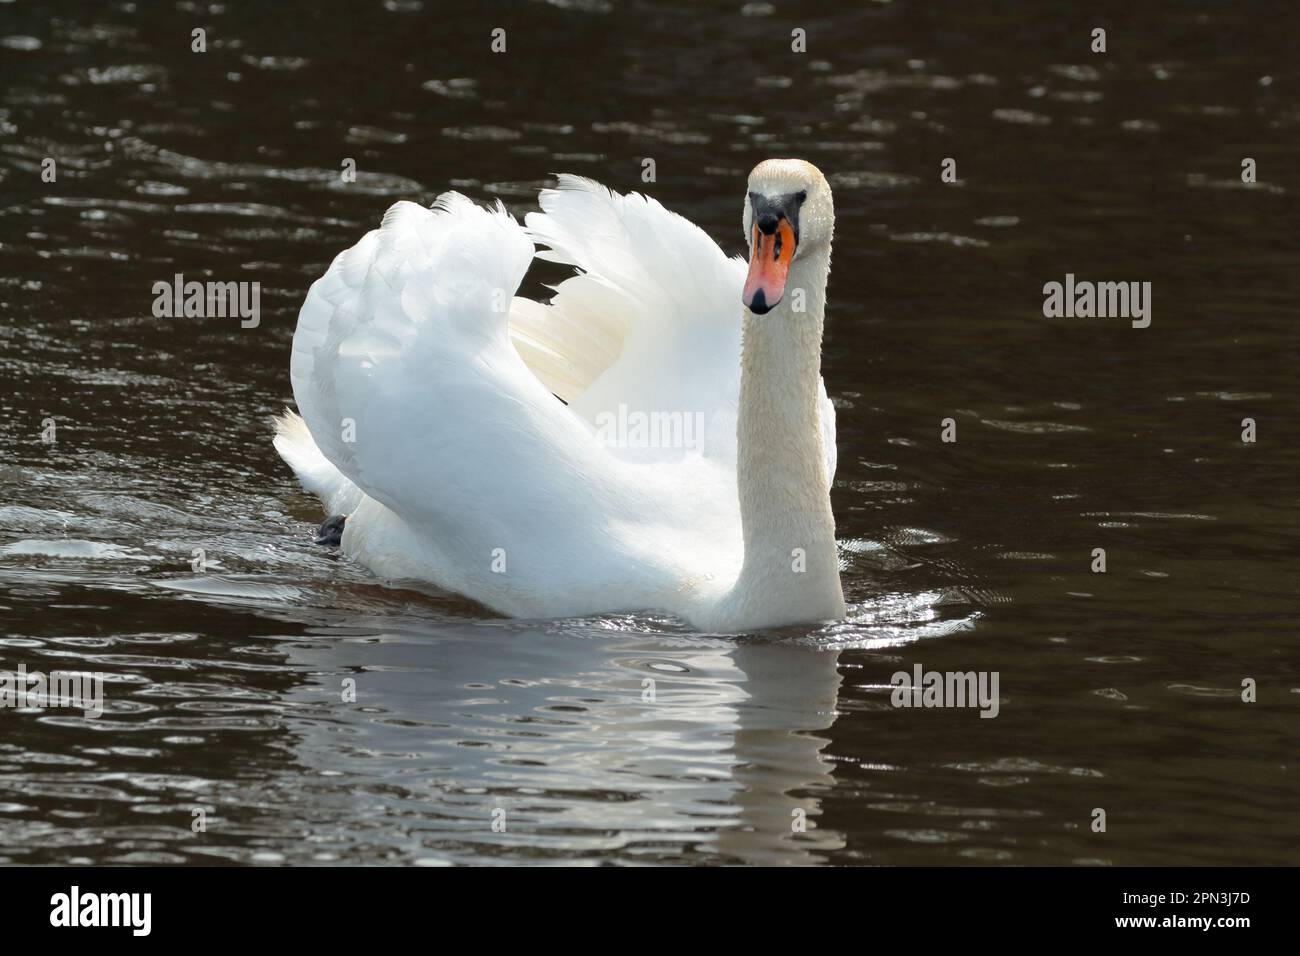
517, 175, 837, 482
286, 194, 644, 577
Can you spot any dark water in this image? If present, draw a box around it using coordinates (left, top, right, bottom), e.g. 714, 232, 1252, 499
1, 0, 1297, 865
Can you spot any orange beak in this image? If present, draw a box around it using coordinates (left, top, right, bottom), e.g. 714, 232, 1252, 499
743, 218, 795, 314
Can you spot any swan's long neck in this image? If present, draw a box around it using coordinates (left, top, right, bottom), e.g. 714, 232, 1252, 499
728, 245, 845, 627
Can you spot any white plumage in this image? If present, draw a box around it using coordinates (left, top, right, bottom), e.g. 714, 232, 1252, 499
276, 164, 844, 630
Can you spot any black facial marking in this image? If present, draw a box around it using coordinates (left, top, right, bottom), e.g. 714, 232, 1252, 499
749, 190, 805, 245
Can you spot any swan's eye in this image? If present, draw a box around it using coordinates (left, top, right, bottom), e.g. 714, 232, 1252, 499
796, 189, 807, 203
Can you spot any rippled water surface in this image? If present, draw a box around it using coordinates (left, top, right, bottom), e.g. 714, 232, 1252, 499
1, 0, 1297, 865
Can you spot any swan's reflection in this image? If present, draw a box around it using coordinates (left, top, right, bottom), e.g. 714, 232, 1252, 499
278, 615, 844, 865
718, 642, 844, 864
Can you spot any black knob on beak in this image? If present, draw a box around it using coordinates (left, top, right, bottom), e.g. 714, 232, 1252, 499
756, 210, 780, 235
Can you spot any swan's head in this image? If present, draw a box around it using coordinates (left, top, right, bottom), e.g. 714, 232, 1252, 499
742, 158, 833, 315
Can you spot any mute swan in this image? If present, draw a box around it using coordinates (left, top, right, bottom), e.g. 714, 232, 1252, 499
275, 159, 845, 632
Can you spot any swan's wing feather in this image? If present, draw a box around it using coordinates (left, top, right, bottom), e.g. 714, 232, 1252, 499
272, 408, 364, 516
523, 176, 746, 462
521, 175, 837, 483
507, 289, 625, 405
288, 194, 637, 580
291, 194, 530, 493
818, 378, 838, 487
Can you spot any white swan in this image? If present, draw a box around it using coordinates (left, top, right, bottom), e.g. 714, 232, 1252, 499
275, 158, 845, 632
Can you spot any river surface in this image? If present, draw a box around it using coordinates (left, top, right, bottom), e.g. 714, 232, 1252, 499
0, 0, 1297, 865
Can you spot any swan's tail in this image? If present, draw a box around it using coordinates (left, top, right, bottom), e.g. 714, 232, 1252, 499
273, 409, 363, 516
